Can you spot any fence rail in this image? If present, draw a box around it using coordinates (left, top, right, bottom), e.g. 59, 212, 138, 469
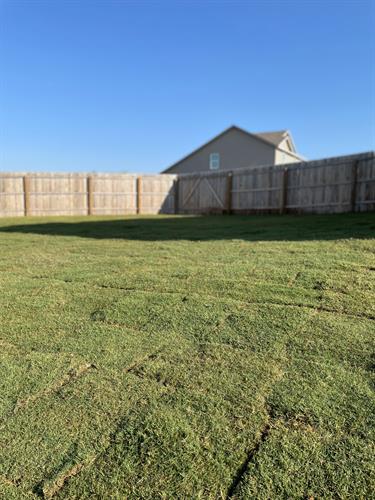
0, 152, 374, 217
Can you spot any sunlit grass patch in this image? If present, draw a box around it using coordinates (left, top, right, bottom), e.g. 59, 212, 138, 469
0, 213, 374, 498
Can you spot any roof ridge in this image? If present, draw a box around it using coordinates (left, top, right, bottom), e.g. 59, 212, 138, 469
255, 129, 288, 134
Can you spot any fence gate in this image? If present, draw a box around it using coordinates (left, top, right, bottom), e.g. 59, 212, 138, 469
178, 172, 228, 213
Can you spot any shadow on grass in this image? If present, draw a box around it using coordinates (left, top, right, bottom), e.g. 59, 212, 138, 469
0, 213, 374, 242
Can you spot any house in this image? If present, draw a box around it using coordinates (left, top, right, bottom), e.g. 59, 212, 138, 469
162, 125, 304, 174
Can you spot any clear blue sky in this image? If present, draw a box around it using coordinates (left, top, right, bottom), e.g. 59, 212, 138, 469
1, 0, 374, 173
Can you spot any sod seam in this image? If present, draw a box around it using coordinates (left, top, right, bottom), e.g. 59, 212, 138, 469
26, 276, 375, 321
13, 363, 96, 414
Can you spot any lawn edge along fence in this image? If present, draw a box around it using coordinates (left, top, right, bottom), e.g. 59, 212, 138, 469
0, 151, 374, 217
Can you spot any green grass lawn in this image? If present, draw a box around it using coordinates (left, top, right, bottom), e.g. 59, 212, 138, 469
0, 213, 374, 499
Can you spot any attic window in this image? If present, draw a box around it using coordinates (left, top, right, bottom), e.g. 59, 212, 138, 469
209, 153, 220, 170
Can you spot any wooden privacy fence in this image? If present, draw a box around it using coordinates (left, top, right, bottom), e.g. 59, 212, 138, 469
0, 152, 374, 217
0, 173, 176, 217
177, 151, 375, 214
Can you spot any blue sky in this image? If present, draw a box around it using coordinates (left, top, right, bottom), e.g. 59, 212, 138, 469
1, 0, 374, 173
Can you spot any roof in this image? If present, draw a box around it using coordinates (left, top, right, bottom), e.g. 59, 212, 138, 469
255, 130, 298, 153
255, 130, 288, 147
162, 125, 303, 173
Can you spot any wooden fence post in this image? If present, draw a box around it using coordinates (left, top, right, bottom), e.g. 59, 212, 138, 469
225, 172, 233, 214
23, 175, 30, 216
136, 176, 142, 214
280, 167, 289, 214
350, 160, 359, 212
174, 178, 179, 214
87, 176, 93, 215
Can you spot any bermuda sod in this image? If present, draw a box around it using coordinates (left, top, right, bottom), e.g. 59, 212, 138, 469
0, 213, 374, 499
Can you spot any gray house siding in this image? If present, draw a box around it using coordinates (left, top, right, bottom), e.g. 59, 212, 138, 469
165, 128, 276, 174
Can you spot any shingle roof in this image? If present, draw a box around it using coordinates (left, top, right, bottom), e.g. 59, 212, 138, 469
255, 130, 288, 147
